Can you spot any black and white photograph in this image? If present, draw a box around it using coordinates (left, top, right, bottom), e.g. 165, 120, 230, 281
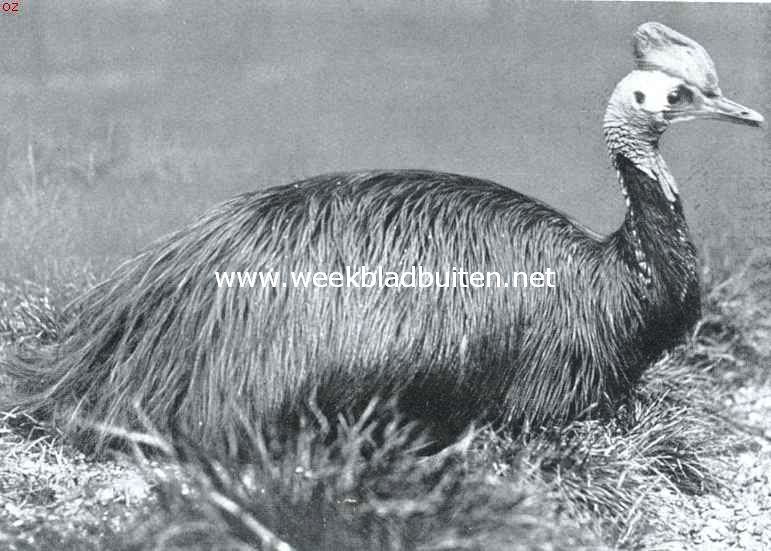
0, 1, 769, 549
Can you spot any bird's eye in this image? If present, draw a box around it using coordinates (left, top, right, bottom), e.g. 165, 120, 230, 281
634, 91, 645, 104
667, 85, 693, 105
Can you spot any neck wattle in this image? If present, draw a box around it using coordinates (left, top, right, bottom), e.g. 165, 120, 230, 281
603, 124, 679, 203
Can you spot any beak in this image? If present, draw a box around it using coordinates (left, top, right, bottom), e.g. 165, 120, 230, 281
693, 94, 765, 127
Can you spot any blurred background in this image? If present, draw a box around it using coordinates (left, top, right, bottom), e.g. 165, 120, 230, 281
0, 0, 767, 288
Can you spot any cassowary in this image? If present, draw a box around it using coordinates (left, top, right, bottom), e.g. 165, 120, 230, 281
3, 22, 764, 451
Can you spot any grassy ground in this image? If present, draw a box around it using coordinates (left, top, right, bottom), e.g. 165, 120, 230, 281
0, 126, 769, 549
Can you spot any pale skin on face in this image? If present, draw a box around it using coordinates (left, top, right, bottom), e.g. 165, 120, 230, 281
605, 70, 702, 134
607, 68, 763, 135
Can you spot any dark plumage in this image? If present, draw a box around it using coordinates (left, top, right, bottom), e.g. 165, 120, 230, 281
2, 23, 763, 451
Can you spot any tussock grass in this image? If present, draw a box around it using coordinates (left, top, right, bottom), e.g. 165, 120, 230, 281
697, 250, 771, 384
133, 402, 594, 551
0, 280, 71, 347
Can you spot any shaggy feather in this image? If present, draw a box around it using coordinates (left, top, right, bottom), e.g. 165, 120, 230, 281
4, 161, 700, 450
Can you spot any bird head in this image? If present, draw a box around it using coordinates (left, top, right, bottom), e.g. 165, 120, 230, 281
604, 22, 764, 140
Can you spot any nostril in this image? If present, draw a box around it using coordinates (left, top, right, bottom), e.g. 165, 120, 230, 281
741, 111, 749, 115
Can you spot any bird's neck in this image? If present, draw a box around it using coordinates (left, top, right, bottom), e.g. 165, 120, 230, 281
603, 124, 679, 203
612, 152, 698, 306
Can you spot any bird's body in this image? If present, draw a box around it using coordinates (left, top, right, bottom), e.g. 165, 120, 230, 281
3, 23, 762, 451
6, 163, 700, 446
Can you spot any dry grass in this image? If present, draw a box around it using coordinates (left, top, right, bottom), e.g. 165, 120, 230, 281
132, 407, 573, 550
0, 409, 155, 551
